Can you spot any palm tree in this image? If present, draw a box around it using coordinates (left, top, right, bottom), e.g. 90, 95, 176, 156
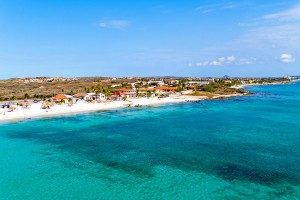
103, 85, 112, 96
93, 84, 104, 101
135, 84, 140, 97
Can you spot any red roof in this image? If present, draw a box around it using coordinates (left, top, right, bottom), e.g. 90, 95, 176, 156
139, 88, 157, 91
157, 86, 177, 91
53, 94, 67, 100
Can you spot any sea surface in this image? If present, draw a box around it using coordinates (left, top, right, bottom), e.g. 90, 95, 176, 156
0, 82, 300, 200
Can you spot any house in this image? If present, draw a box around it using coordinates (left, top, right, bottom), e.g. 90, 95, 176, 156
187, 85, 197, 90
148, 80, 164, 86
84, 93, 106, 102
138, 88, 157, 97
113, 88, 136, 99
164, 79, 179, 85
187, 81, 209, 86
53, 94, 68, 103
73, 93, 86, 99
156, 86, 177, 93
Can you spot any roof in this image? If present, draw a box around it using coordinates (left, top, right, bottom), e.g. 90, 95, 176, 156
139, 88, 157, 91
157, 86, 177, 91
53, 94, 67, 100
74, 93, 87, 98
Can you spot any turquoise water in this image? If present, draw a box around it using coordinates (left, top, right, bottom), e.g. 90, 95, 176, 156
0, 82, 300, 200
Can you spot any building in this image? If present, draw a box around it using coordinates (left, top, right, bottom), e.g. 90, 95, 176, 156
52, 94, 68, 103
187, 81, 210, 86
113, 88, 136, 99
138, 88, 157, 97
84, 93, 106, 102
148, 80, 164, 86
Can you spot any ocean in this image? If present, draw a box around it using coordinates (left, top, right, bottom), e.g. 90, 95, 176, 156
0, 82, 300, 200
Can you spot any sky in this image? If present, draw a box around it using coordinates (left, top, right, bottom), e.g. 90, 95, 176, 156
0, 0, 300, 78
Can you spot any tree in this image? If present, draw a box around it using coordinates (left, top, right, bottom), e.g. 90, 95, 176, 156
85, 87, 91, 93
149, 82, 158, 87
197, 85, 216, 92
103, 85, 111, 96
68, 90, 75, 95
10, 96, 17, 100
90, 84, 102, 101
121, 83, 130, 87
96, 84, 104, 93
135, 84, 140, 96
147, 91, 152, 98
176, 80, 186, 92
24, 93, 30, 99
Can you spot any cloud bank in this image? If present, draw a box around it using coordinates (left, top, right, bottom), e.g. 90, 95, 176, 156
242, 4, 300, 51
280, 54, 295, 63
189, 56, 255, 67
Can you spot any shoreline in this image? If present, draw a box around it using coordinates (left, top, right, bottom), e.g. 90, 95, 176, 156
0, 96, 203, 123
1, 81, 290, 123
239, 81, 292, 88
0, 93, 246, 123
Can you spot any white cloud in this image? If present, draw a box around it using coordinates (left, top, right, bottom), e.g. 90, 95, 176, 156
227, 56, 236, 63
194, 55, 250, 67
240, 4, 300, 51
195, 2, 236, 14
264, 4, 300, 21
237, 58, 253, 65
218, 57, 225, 62
99, 20, 130, 30
280, 54, 296, 63
244, 24, 300, 48
210, 60, 222, 66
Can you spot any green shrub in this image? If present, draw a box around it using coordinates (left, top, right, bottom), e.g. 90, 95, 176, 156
202, 85, 216, 92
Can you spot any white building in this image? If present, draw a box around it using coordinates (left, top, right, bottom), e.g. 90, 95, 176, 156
84, 93, 106, 101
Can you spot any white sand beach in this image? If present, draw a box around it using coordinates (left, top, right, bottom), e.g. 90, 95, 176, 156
0, 96, 207, 122
0, 93, 248, 122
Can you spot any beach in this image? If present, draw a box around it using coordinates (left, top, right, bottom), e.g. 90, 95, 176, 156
0, 96, 209, 122
0, 92, 251, 122
0, 93, 249, 122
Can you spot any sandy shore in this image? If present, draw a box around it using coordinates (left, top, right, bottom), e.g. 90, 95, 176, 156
0, 92, 248, 123
237, 81, 292, 88
0, 96, 206, 122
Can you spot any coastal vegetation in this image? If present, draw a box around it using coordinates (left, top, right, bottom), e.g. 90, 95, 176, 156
195, 80, 246, 95
0, 76, 291, 101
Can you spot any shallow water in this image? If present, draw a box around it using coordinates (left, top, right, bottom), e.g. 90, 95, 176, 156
0, 82, 300, 200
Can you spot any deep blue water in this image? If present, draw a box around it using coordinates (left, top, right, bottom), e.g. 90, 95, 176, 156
0, 82, 300, 199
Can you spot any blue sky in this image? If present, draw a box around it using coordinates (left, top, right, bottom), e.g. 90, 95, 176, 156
0, 0, 300, 78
